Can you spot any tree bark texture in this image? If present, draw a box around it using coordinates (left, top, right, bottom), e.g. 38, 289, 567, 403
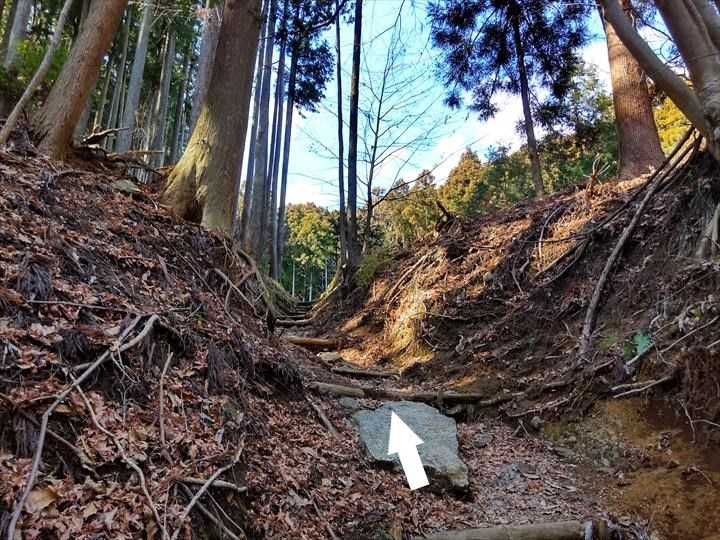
335, 0, 347, 268
601, 0, 665, 178
32, 0, 129, 160
149, 30, 176, 167
170, 48, 191, 164
160, 0, 262, 234
346, 0, 363, 267
190, 0, 223, 133
656, 0, 720, 157
3, 0, 30, 68
247, 0, 278, 258
116, 1, 154, 153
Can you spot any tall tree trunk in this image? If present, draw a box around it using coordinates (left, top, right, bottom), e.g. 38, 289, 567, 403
0, 0, 19, 59
335, 0, 347, 269
346, 0, 363, 268
247, 0, 278, 258
601, 0, 665, 178
656, 0, 720, 156
509, 2, 544, 197
93, 55, 113, 130
160, 0, 262, 234
276, 48, 298, 273
190, 0, 223, 132
32, 0, 129, 160
149, 30, 176, 167
239, 0, 268, 243
270, 1, 288, 280
106, 11, 132, 149
599, 0, 705, 141
116, 1, 154, 153
170, 48, 191, 164
3, 0, 30, 68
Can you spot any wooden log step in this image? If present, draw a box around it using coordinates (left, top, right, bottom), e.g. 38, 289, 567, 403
285, 336, 341, 350
420, 519, 613, 540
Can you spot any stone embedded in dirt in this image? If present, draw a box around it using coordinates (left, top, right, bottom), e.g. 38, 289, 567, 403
352, 401, 469, 490
530, 415, 543, 431
553, 446, 575, 459
318, 352, 343, 364
338, 397, 360, 410
475, 433, 494, 448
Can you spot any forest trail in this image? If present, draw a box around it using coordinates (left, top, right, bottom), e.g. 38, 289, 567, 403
283, 148, 720, 539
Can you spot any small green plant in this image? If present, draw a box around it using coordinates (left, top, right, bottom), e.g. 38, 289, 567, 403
356, 253, 389, 288
599, 332, 621, 351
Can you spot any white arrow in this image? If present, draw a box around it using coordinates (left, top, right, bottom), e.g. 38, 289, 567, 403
388, 411, 429, 490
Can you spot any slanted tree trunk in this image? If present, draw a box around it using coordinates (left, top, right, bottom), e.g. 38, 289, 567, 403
601, 0, 665, 178
32, 0, 129, 160
190, 0, 223, 132
599, 0, 706, 143
160, 0, 262, 234
239, 0, 268, 243
169, 48, 191, 164
0, 0, 73, 146
270, 0, 288, 280
247, 0, 278, 258
116, 1, 154, 153
3, 0, 30, 68
656, 0, 720, 157
149, 30, 176, 167
346, 0, 363, 268
509, 0, 544, 197
276, 47, 299, 274
335, 0, 347, 269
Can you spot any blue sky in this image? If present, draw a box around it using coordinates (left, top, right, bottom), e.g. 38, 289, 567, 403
259, 0, 616, 209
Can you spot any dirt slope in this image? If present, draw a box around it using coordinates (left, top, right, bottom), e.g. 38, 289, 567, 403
313, 150, 720, 538
0, 153, 622, 539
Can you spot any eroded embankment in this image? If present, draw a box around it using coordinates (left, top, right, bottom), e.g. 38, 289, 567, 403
309, 148, 720, 538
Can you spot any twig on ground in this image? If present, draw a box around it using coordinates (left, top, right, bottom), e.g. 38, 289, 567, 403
310, 401, 340, 439
171, 438, 245, 540
73, 382, 168, 539
178, 484, 245, 540
613, 375, 675, 398
7, 314, 152, 540
661, 316, 718, 354
179, 477, 247, 493
159, 352, 174, 461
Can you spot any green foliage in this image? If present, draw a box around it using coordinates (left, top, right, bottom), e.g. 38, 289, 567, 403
13, 39, 71, 91
654, 96, 691, 154
374, 170, 441, 249
633, 331, 653, 356
280, 203, 338, 299
355, 253, 390, 289
429, 0, 588, 117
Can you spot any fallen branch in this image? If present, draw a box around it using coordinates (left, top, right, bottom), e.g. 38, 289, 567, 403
178, 484, 245, 540
307, 381, 522, 404
330, 366, 395, 378
7, 314, 153, 540
310, 401, 340, 439
613, 375, 675, 398
285, 336, 342, 350
179, 478, 247, 493
171, 439, 245, 540
74, 383, 168, 539
420, 519, 608, 540
80, 127, 129, 146
661, 316, 718, 354
578, 130, 698, 359
276, 318, 315, 327
159, 352, 174, 462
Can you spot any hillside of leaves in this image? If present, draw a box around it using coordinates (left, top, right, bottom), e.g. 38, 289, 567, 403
323, 141, 720, 442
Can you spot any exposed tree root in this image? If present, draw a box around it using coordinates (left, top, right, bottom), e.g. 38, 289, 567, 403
285, 336, 342, 350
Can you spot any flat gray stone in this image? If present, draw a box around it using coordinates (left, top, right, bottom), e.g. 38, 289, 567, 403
318, 352, 343, 364
475, 433, 494, 448
352, 401, 469, 490
338, 397, 360, 410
